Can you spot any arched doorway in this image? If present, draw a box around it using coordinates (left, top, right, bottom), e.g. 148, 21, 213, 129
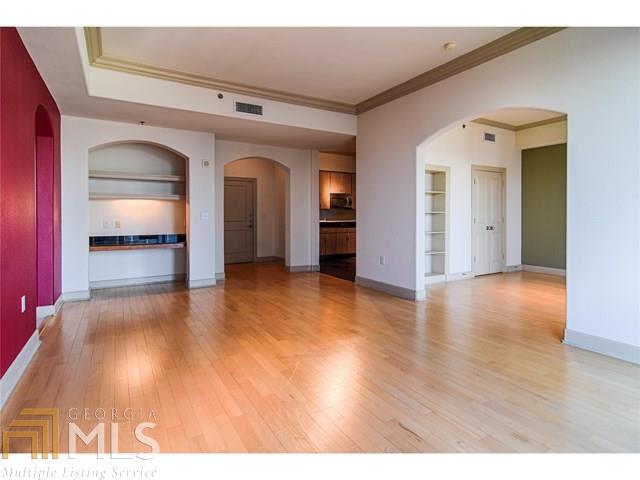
223, 157, 290, 269
416, 107, 568, 337
35, 105, 55, 322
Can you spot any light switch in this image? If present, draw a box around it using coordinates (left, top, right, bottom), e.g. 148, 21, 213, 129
103, 221, 110, 228
200, 211, 209, 220
379, 256, 386, 265
21, 295, 26, 313
115, 220, 121, 229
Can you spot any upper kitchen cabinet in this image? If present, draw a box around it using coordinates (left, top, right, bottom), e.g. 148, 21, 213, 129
351, 174, 356, 210
330, 172, 352, 194
319, 171, 331, 209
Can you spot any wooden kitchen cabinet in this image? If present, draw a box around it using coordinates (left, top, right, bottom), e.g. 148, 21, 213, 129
330, 172, 352, 195
347, 229, 356, 253
319, 171, 331, 209
336, 231, 349, 254
320, 227, 356, 256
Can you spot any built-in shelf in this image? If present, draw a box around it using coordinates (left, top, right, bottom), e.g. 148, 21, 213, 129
89, 170, 185, 182
90, 242, 185, 252
425, 167, 448, 284
89, 193, 184, 201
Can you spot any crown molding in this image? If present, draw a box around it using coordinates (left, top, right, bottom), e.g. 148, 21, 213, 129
84, 27, 566, 117
356, 27, 566, 114
83, 27, 356, 115
473, 114, 567, 131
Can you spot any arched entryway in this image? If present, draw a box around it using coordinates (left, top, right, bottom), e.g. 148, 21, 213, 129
223, 156, 291, 269
416, 107, 568, 338
35, 105, 55, 323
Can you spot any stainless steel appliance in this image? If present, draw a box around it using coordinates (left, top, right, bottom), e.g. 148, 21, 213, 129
330, 193, 353, 209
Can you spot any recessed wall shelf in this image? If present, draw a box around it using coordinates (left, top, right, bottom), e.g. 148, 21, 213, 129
89, 193, 184, 201
89, 170, 185, 182
425, 167, 448, 283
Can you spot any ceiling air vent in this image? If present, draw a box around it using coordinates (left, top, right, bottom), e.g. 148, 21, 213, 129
235, 101, 263, 116
484, 132, 496, 142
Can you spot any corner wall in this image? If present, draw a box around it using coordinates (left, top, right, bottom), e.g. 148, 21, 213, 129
357, 27, 640, 360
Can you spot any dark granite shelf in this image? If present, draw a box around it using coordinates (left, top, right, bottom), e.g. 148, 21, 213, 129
89, 234, 186, 251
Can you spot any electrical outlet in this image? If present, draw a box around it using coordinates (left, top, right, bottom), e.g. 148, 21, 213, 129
115, 220, 121, 229
21, 295, 26, 313
102, 221, 110, 229
379, 255, 386, 265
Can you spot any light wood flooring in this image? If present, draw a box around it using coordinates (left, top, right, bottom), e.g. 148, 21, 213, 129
1, 263, 638, 453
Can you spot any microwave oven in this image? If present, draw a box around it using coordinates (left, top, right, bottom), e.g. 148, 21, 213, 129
330, 193, 353, 209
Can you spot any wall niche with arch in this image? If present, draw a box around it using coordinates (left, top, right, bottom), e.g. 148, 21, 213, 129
87, 142, 188, 289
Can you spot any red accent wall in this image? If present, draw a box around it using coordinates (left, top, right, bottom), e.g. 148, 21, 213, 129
0, 27, 61, 377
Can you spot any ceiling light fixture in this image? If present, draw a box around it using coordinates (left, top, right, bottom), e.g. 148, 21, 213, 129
443, 41, 457, 51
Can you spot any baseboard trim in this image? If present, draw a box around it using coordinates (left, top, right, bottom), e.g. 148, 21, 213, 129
215, 272, 225, 283
0, 330, 41, 409
356, 275, 424, 301
285, 265, 319, 273
445, 271, 474, 282
563, 329, 640, 365
188, 277, 216, 289
35, 294, 63, 328
255, 256, 282, 263
523, 264, 566, 276
62, 290, 91, 302
90, 274, 185, 290
503, 264, 523, 273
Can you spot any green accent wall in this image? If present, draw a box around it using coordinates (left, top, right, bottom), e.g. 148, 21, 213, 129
522, 143, 567, 269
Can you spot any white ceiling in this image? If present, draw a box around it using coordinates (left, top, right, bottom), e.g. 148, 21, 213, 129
480, 108, 565, 126
18, 27, 356, 151
100, 27, 517, 105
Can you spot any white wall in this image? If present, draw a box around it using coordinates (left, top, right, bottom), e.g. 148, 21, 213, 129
224, 157, 286, 258
357, 28, 640, 351
215, 140, 317, 274
62, 116, 216, 294
516, 120, 567, 150
89, 249, 186, 285
418, 122, 520, 278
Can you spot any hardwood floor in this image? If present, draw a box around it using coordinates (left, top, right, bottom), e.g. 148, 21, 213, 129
2, 263, 638, 453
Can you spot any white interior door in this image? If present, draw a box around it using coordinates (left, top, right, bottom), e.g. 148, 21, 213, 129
224, 178, 255, 264
473, 169, 504, 276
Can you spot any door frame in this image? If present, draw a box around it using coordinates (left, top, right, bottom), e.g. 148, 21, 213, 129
471, 165, 506, 277
224, 176, 258, 264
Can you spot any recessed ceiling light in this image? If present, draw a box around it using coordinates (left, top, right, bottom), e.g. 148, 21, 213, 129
444, 41, 457, 51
